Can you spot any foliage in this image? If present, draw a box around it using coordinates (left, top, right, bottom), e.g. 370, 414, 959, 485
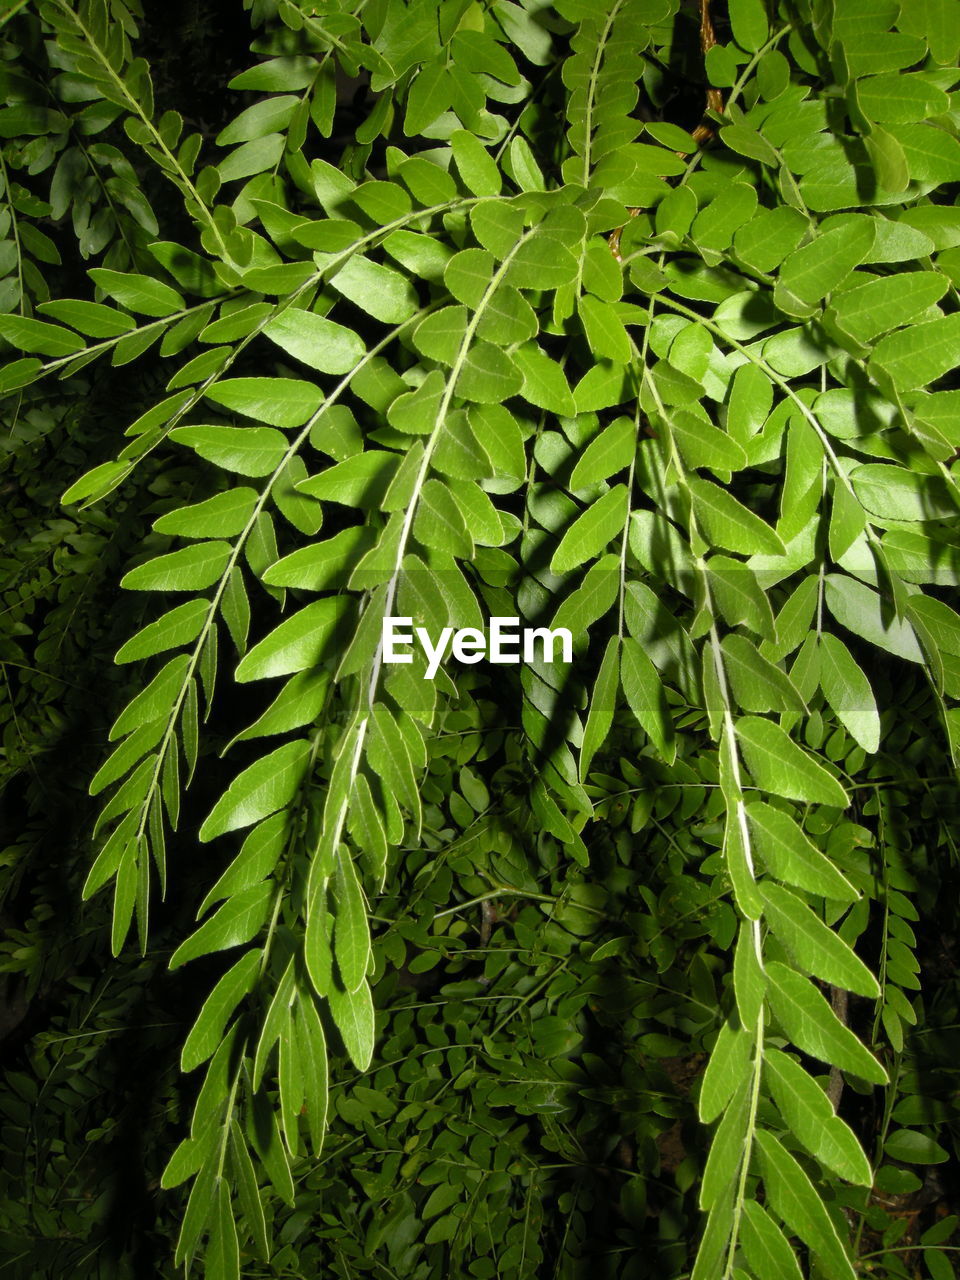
2, 0, 960, 1277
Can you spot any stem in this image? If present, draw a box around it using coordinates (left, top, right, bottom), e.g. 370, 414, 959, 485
129, 302, 440, 919
723, 1007, 765, 1280
581, 1, 625, 187
0, 0, 30, 31
56, 1, 228, 256
308, 224, 545, 907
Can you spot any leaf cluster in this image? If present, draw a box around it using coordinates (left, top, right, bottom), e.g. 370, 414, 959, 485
2, 1, 960, 1277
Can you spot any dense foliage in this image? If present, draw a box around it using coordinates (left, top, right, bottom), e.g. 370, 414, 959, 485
2, 0, 960, 1276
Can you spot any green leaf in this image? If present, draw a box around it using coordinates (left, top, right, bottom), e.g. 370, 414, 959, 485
721, 634, 806, 715
161, 1134, 207, 1191
327, 977, 375, 1070
169, 883, 274, 969
229, 1122, 270, 1261
865, 126, 911, 194
720, 123, 779, 166
552, 554, 620, 636
241, 262, 318, 295
218, 134, 285, 183
218, 94, 299, 144
829, 483, 867, 563
580, 635, 619, 782
109, 655, 190, 740
181, 950, 259, 1072
384, 227, 455, 282
578, 293, 632, 364
551, 485, 627, 573
907, 594, 960, 657
350, 180, 413, 224
755, 1130, 857, 1280
206, 1179, 240, 1280
689, 478, 786, 557
414, 478, 473, 558
708, 556, 776, 641
264, 308, 365, 375
871, 314, 960, 390
236, 599, 349, 682
388, 371, 445, 435
728, 0, 769, 50
745, 801, 859, 901
445, 248, 497, 307
368, 704, 421, 828
199, 741, 311, 841
765, 1048, 873, 1185
252, 962, 295, 1090
333, 855, 370, 993
760, 881, 880, 998
404, 62, 451, 134
434, 410, 494, 479
121, 542, 232, 592
570, 417, 635, 488
153, 488, 258, 539
279, 1021, 304, 1154
170, 425, 289, 476
829, 272, 948, 343
734, 206, 807, 274
700, 1078, 749, 1209
740, 1201, 804, 1280
884, 1129, 950, 1164
115, 599, 209, 664
506, 233, 580, 289
699, 1018, 753, 1124
469, 404, 526, 479
349, 772, 388, 888
671, 409, 748, 474
849, 463, 954, 523
722, 781, 763, 920
205, 377, 323, 428
88, 268, 185, 316
691, 184, 759, 253
860, 72, 950, 124
0, 314, 86, 357
414, 306, 469, 365
734, 923, 765, 1028
330, 256, 419, 324
297, 451, 400, 506
263, 528, 373, 591
513, 343, 576, 415
824, 575, 924, 663
274, 456, 323, 535
175, 1156, 217, 1266
291, 996, 328, 1160
398, 155, 458, 206
692, 1191, 737, 1280
777, 218, 875, 312
0, 356, 42, 395
37, 298, 137, 338
229, 617, 327, 712
457, 341, 523, 403
198, 813, 287, 917
451, 129, 502, 196
818, 633, 880, 753
620, 636, 676, 763
246, 1092, 295, 1207
471, 199, 525, 257
89, 723, 164, 798
767, 576, 818, 662
765, 961, 887, 1083
736, 716, 849, 808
